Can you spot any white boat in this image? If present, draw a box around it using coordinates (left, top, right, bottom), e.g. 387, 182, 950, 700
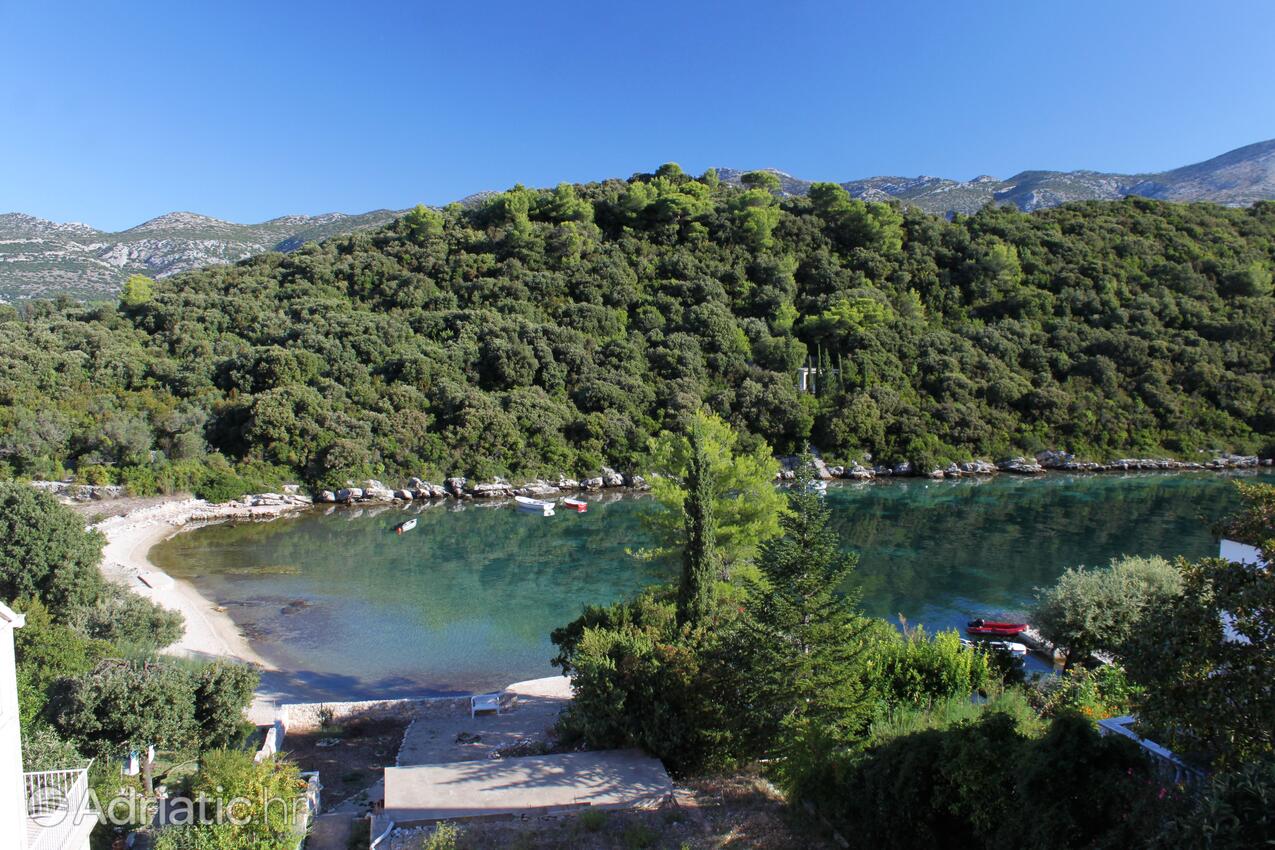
985, 640, 1029, 657
515, 496, 555, 516
394, 518, 417, 534
959, 638, 1028, 657
805, 479, 828, 494
561, 497, 588, 513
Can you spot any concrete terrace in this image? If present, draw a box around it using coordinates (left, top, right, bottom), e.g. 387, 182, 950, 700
298, 676, 677, 845
383, 749, 673, 824
353, 676, 675, 838
395, 677, 572, 766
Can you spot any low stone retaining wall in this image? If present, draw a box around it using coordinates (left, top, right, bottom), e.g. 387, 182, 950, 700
277, 695, 470, 735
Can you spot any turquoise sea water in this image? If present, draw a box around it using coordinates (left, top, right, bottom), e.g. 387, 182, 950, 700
151, 471, 1273, 700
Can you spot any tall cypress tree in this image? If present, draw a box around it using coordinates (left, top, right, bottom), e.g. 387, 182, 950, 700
677, 425, 718, 627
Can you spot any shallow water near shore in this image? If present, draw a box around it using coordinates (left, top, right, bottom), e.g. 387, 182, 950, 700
151, 471, 1273, 700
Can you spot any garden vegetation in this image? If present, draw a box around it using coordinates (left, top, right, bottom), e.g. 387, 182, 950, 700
2, 483, 261, 829
552, 418, 1275, 848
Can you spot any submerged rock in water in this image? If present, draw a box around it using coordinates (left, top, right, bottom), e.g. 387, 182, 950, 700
280, 599, 310, 616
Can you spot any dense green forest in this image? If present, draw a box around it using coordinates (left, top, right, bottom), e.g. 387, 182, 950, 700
1, 165, 1272, 493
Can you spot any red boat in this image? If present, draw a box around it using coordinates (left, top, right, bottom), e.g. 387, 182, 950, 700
967, 619, 1028, 636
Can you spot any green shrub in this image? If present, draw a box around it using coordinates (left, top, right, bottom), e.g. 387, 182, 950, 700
53, 658, 259, 760
1155, 758, 1275, 848
120, 464, 160, 496
20, 724, 84, 772
866, 689, 1043, 747
1029, 663, 1139, 720
865, 625, 994, 711
795, 708, 1155, 850
422, 823, 459, 850
12, 597, 113, 722
555, 612, 738, 776
195, 468, 255, 503
0, 483, 105, 616
578, 808, 608, 832
621, 823, 656, 849
154, 752, 306, 850
68, 583, 185, 651
75, 464, 113, 486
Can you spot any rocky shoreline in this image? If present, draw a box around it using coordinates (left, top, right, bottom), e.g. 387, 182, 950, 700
310, 465, 648, 505
795, 451, 1271, 483
29, 451, 1272, 510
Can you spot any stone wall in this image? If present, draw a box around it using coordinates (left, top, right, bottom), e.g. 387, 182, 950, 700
278, 695, 469, 734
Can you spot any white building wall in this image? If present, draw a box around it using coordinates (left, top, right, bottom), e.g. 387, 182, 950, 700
0, 602, 29, 850
1219, 539, 1266, 645
1220, 538, 1264, 566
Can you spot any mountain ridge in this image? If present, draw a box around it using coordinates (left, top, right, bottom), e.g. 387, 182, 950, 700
3, 138, 1274, 302
716, 137, 1275, 214
0, 208, 404, 301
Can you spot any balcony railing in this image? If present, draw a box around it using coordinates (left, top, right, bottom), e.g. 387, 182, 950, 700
1097, 716, 1207, 788
24, 764, 94, 850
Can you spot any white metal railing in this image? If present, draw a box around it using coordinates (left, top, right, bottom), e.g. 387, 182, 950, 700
1097, 716, 1207, 787
24, 764, 94, 850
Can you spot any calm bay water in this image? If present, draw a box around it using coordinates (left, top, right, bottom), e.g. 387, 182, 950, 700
151, 471, 1272, 700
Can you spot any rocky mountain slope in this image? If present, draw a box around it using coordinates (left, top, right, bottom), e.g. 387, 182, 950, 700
4, 138, 1273, 302
717, 137, 1275, 216
0, 209, 401, 302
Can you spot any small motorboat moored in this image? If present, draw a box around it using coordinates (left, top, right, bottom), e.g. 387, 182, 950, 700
561, 497, 588, 513
960, 637, 1028, 657
984, 640, 1029, 656
394, 518, 417, 535
966, 618, 1028, 636
805, 479, 828, 495
515, 496, 555, 516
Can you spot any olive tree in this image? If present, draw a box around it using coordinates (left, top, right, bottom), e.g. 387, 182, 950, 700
1031, 555, 1182, 668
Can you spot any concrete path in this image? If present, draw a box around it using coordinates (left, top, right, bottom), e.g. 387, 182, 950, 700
383, 749, 673, 824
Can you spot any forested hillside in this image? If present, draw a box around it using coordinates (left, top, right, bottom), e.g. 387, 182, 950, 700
1, 165, 1272, 494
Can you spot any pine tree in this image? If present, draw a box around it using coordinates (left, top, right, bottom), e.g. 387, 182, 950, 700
742, 453, 873, 756
677, 424, 718, 627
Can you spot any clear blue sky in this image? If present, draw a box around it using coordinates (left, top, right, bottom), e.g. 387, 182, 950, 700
2, 0, 1273, 231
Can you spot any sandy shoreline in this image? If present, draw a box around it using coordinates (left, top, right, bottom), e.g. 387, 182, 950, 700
92, 498, 317, 718
89, 497, 579, 722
